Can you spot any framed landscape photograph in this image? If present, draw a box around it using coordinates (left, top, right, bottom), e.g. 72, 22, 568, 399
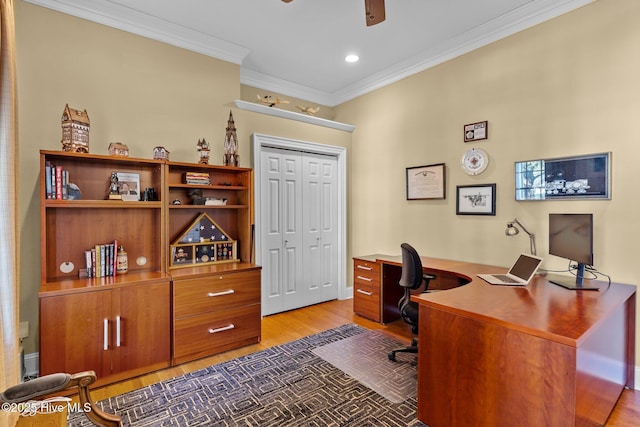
456, 184, 496, 215
406, 163, 446, 200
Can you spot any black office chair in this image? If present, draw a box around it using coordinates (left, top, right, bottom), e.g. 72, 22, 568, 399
388, 243, 436, 361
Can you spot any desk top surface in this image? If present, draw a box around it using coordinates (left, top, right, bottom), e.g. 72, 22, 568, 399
372, 255, 636, 347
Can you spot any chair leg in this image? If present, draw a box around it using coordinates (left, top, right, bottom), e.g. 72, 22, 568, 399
388, 339, 418, 361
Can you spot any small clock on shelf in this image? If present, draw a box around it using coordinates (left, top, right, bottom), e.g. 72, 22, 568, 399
461, 147, 489, 175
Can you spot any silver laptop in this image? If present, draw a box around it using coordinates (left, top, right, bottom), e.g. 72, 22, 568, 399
477, 253, 543, 286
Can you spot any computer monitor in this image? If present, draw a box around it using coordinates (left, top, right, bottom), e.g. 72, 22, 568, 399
548, 213, 597, 290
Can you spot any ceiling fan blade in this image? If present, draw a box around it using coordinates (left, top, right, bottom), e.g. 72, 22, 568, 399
365, 0, 385, 26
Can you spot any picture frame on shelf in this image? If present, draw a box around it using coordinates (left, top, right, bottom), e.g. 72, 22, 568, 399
406, 163, 446, 200
464, 121, 488, 142
456, 184, 496, 215
116, 172, 140, 201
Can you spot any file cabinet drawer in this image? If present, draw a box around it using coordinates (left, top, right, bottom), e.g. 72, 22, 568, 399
353, 282, 381, 322
173, 270, 260, 318
173, 304, 261, 362
353, 258, 381, 288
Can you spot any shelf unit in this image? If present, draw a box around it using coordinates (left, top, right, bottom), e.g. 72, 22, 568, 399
38, 151, 261, 382
165, 161, 260, 365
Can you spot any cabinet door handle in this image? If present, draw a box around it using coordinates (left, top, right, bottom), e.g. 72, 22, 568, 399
103, 319, 109, 351
356, 265, 373, 271
208, 324, 235, 334
356, 275, 373, 282
207, 289, 235, 297
116, 316, 121, 347
357, 289, 373, 296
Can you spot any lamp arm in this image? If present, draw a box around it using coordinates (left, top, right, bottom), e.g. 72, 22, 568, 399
511, 218, 537, 256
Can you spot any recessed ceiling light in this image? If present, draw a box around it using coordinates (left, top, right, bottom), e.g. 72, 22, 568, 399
345, 54, 359, 63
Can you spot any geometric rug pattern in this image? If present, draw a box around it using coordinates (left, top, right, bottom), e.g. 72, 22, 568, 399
67, 324, 426, 426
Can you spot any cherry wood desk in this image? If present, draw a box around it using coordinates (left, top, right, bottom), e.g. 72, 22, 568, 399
375, 255, 636, 427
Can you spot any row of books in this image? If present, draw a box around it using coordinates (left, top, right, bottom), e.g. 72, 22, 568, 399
184, 171, 210, 185
84, 240, 119, 278
44, 161, 69, 199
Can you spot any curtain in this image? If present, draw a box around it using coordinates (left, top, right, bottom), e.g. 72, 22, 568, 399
0, 0, 19, 426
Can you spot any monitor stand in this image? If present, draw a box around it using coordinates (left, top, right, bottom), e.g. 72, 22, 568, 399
547, 264, 599, 291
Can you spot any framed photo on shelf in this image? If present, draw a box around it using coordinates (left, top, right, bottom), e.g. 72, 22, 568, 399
406, 163, 446, 200
116, 172, 140, 201
456, 184, 496, 215
464, 121, 488, 142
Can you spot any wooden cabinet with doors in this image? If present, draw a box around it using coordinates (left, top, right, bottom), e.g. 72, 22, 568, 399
39, 279, 170, 380
38, 151, 170, 385
165, 161, 261, 364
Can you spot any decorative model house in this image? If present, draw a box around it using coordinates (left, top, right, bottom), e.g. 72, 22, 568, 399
223, 110, 239, 166
61, 104, 90, 153
170, 212, 237, 268
153, 146, 170, 161
108, 142, 129, 157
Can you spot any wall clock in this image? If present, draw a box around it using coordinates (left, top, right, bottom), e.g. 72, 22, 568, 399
461, 147, 489, 175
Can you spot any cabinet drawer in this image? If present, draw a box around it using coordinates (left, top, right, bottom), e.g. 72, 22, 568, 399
353, 282, 381, 322
353, 258, 380, 286
173, 304, 261, 360
174, 270, 260, 318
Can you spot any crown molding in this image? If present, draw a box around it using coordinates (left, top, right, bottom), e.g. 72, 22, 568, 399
26, 0, 594, 107
25, 0, 250, 64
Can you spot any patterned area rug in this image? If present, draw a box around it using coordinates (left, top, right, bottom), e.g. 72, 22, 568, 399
68, 324, 426, 426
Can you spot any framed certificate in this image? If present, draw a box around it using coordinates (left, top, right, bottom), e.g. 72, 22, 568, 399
406, 163, 446, 200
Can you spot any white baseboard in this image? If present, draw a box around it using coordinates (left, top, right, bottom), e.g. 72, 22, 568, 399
24, 352, 39, 379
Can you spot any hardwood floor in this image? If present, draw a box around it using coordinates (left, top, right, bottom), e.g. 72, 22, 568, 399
43, 299, 640, 425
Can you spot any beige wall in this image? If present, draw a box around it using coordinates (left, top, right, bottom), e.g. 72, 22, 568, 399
15, 0, 640, 365
14, 1, 351, 355
336, 0, 640, 358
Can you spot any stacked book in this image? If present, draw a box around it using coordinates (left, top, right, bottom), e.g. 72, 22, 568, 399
184, 171, 210, 185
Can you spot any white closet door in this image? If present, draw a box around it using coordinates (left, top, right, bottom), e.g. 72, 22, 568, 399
260, 148, 339, 315
261, 148, 303, 315
303, 153, 338, 304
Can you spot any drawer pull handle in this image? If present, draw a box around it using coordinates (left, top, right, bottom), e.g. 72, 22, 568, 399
207, 289, 235, 297
357, 289, 373, 296
356, 265, 373, 271
103, 319, 109, 351
208, 324, 235, 334
116, 316, 121, 347
356, 275, 373, 282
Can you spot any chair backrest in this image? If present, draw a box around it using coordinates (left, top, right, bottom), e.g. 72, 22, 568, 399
399, 243, 425, 290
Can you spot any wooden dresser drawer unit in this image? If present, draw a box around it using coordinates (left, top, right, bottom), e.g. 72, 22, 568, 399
173, 304, 261, 364
174, 270, 261, 318
353, 257, 381, 322
172, 269, 261, 365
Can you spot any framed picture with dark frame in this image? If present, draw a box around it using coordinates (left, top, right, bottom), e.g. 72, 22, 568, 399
514, 152, 611, 201
456, 184, 496, 215
406, 163, 446, 200
464, 121, 488, 142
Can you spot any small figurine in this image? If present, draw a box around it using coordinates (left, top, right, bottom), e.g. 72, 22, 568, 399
108, 172, 121, 199
256, 94, 290, 107
61, 104, 90, 153
296, 105, 321, 116
224, 111, 239, 166
197, 138, 210, 165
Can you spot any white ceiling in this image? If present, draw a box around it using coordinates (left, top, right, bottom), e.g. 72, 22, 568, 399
27, 0, 594, 106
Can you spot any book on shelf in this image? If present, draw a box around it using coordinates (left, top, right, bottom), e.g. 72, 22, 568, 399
86, 241, 118, 278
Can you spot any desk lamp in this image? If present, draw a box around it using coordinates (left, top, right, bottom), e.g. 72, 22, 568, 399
505, 218, 537, 256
